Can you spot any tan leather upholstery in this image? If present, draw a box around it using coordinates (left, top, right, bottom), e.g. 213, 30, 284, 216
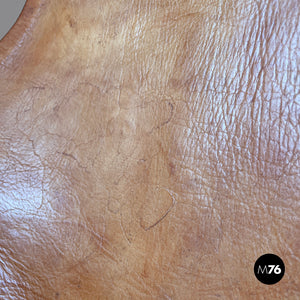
0, 0, 299, 298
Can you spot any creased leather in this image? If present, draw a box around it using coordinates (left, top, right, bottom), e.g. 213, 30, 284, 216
0, 0, 299, 299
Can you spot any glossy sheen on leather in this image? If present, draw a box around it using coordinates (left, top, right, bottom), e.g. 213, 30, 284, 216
0, 0, 299, 299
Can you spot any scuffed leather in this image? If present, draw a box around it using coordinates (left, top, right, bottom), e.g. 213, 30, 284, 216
0, 0, 299, 299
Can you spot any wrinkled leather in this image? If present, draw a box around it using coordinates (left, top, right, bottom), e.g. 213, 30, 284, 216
0, 0, 299, 299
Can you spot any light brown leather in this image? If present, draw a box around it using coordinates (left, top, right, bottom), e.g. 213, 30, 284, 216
0, 0, 299, 299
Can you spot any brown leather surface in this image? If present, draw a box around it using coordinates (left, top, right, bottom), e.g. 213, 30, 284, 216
0, 0, 299, 299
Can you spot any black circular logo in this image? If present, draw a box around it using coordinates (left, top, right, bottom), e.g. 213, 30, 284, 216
254, 253, 285, 285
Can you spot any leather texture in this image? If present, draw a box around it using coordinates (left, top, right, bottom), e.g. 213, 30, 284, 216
0, 0, 299, 299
